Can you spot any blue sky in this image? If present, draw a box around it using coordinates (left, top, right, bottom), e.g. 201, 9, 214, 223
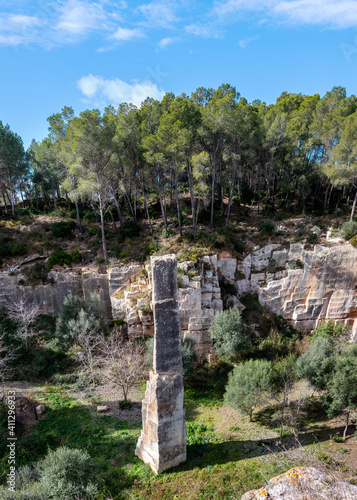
1, 0, 357, 149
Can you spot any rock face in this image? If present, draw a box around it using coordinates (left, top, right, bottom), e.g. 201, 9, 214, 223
2, 241, 356, 350
135, 255, 186, 474
241, 466, 357, 500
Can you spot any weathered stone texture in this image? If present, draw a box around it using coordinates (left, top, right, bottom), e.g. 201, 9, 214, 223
241, 467, 357, 500
135, 255, 186, 474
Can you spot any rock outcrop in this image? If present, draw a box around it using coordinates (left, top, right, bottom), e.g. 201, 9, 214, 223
1, 241, 356, 347
241, 466, 357, 500
135, 255, 186, 474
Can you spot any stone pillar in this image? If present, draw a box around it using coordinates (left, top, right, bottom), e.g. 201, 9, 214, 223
135, 255, 186, 473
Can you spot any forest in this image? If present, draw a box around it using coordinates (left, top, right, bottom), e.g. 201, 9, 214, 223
1, 84, 357, 263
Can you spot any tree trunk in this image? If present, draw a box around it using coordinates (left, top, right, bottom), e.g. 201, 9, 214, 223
323, 183, 331, 210
110, 209, 118, 233
175, 184, 182, 236
158, 188, 167, 231
226, 165, 237, 227
210, 164, 216, 229
350, 189, 357, 221
343, 410, 350, 441
113, 194, 123, 226
327, 184, 333, 208
98, 190, 109, 264
53, 194, 57, 215
74, 196, 83, 233
2, 189, 7, 213
186, 160, 196, 235
141, 180, 153, 235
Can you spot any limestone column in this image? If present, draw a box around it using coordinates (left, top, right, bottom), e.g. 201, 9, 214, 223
135, 255, 186, 473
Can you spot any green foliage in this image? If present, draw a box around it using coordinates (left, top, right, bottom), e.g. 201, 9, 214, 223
0, 243, 27, 258
350, 234, 357, 246
341, 220, 357, 240
296, 337, 335, 390
117, 221, 141, 242
209, 309, 250, 357
50, 221, 77, 238
186, 422, 215, 445
161, 227, 175, 238
55, 294, 105, 351
25, 262, 48, 285
224, 359, 272, 420
47, 249, 72, 268
327, 345, 357, 418
311, 319, 350, 343
12, 345, 70, 380
35, 446, 98, 499
258, 220, 275, 234
182, 337, 198, 379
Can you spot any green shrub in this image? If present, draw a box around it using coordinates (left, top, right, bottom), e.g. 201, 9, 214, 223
312, 319, 350, 342
47, 249, 73, 269
182, 337, 198, 379
224, 359, 272, 421
258, 219, 275, 234
296, 336, 335, 390
341, 220, 357, 240
10, 243, 27, 257
55, 294, 105, 351
350, 234, 357, 247
36, 447, 98, 499
186, 422, 215, 445
161, 227, 175, 238
25, 262, 48, 285
209, 309, 251, 357
117, 221, 141, 242
87, 225, 100, 236
51, 221, 77, 239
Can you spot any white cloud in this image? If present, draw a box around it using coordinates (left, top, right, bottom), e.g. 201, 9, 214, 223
273, 1, 357, 28
185, 22, 221, 38
238, 35, 260, 47
0, 13, 44, 46
213, 0, 357, 28
77, 74, 165, 107
158, 36, 178, 48
0, 0, 128, 48
111, 26, 145, 41
56, 0, 111, 36
137, 0, 180, 28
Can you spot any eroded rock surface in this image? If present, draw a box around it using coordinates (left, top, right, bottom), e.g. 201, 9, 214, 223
241, 466, 357, 500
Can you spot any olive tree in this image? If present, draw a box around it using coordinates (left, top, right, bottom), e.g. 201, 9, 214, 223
224, 359, 272, 421
209, 309, 250, 357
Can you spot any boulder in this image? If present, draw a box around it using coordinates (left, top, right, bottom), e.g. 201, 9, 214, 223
241, 467, 357, 500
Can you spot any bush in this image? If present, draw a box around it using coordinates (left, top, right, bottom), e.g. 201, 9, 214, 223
117, 221, 141, 242
209, 309, 251, 357
224, 359, 272, 420
51, 221, 77, 239
36, 446, 98, 499
182, 337, 198, 378
10, 243, 27, 257
311, 319, 350, 342
350, 234, 357, 247
258, 219, 275, 234
55, 294, 105, 351
25, 262, 48, 285
296, 336, 335, 390
161, 227, 175, 238
341, 220, 357, 240
47, 249, 75, 269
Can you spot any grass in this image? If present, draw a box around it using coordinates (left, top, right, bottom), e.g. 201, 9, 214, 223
1, 375, 356, 499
